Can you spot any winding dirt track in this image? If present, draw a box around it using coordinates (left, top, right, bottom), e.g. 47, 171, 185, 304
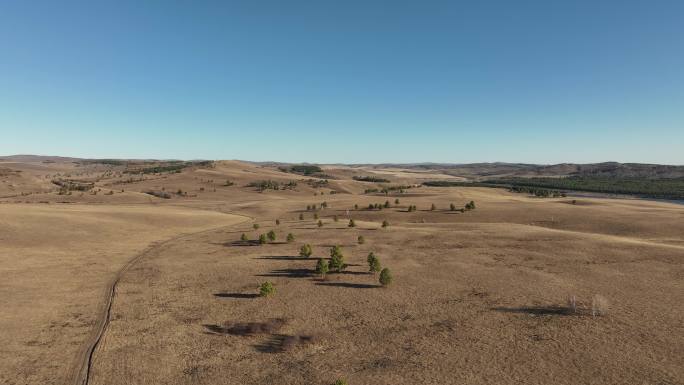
69, 213, 253, 385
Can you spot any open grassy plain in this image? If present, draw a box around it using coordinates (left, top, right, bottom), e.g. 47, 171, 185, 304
1, 158, 682, 385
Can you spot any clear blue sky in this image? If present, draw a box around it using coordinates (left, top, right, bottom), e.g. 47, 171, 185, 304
1, 1, 682, 164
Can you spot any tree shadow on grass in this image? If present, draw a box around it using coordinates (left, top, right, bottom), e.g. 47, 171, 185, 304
491, 306, 573, 316
315, 282, 379, 289
213, 293, 259, 299
255, 268, 314, 278
203, 318, 286, 336
254, 255, 312, 261
253, 334, 317, 353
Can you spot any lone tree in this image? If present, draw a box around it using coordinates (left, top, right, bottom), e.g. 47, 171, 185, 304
395, 198, 400, 204
333, 215, 339, 222
450, 203, 456, 211
379, 268, 392, 286
259, 281, 276, 297
354, 204, 359, 210
381, 220, 389, 228
367, 252, 381, 273
357, 235, 365, 244
317, 219, 323, 227
384, 200, 390, 208
240, 233, 248, 241
286, 233, 295, 243
299, 213, 304, 220
314, 212, 319, 220
275, 219, 280, 225
348, 219, 356, 228
430, 203, 436, 211
300, 244, 313, 258
316, 258, 329, 278
253, 223, 260, 230
267, 230, 277, 242
258, 234, 267, 245
329, 245, 345, 272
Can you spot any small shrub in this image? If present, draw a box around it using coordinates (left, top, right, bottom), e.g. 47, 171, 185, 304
300, 244, 313, 258
267, 230, 276, 242
253, 223, 260, 230
332, 379, 348, 385
316, 258, 329, 277
395, 198, 400, 204
465, 201, 476, 210
450, 203, 456, 211
379, 268, 392, 286
258, 234, 267, 245
259, 281, 275, 297
275, 219, 280, 225
430, 203, 436, 211
357, 235, 365, 244
381, 220, 389, 228
286, 233, 295, 243
348, 219, 356, 228
299, 213, 304, 220
314, 212, 319, 220
354, 204, 359, 210
317, 220, 323, 227
384, 200, 390, 208
333, 215, 339, 222
240, 233, 248, 241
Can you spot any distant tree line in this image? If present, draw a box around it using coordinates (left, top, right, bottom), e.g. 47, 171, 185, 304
353, 176, 391, 183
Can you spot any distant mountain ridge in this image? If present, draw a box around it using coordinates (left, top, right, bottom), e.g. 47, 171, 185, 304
3, 156, 683, 179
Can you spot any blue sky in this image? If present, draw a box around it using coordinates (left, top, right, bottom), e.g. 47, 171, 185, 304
1, 1, 682, 164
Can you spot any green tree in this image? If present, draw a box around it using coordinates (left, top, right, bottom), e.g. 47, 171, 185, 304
253, 223, 260, 230
384, 200, 390, 208
379, 268, 392, 286
258, 234, 267, 245
332, 379, 348, 385
348, 219, 356, 227
367, 252, 381, 273
286, 233, 295, 243
450, 203, 456, 211
357, 235, 365, 244
240, 233, 248, 241
316, 258, 329, 277
300, 244, 313, 258
259, 281, 275, 297
267, 230, 276, 242
329, 245, 345, 272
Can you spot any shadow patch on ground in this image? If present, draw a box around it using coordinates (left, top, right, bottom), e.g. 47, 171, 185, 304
213, 292, 259, 299
491, 306, 574, 316
315, 282, 379, 289
253, 334, 318, 353
203, 318, 286, 336
255, 268, 314, 278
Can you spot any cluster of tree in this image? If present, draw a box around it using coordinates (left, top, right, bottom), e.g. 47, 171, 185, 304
353, 176, 391, 183
407, 205, 417, 212
465, 201, 476, 210
509, 185, 566, 197
305, 179, 329, 188
282, 164, 322, 175
425, 177, 684, 200
144, 190, 172, 199
247, 180, 298, 192
124, 161, 213, 175
366, 201, 390, 210
52, 179, 94, 192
